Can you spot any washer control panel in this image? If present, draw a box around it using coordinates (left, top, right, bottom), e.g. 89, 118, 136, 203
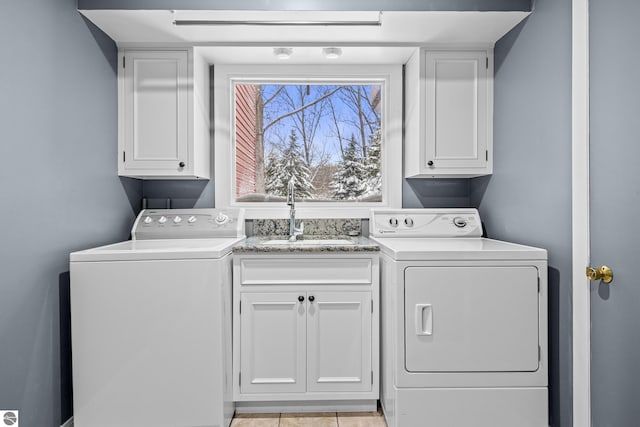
132, 208, 245, 240
370, 209, 482, 238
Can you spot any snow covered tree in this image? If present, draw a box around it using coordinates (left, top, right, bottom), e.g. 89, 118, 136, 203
265, 130, 313, 198
264, 152, 284, 195
331, 135, 367, 200
363, 125, 382, 196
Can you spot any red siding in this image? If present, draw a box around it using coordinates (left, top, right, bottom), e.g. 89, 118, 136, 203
235, 85, 258, 198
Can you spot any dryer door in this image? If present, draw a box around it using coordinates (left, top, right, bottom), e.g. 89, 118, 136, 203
404, 266, 540, 372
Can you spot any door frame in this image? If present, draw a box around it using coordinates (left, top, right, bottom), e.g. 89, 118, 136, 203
572, 0, 591, 425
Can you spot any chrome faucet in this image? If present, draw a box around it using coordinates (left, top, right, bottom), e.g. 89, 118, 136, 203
287, 177, 304, 241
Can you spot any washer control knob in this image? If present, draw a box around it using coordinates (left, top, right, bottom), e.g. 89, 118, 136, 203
173, 216, 182, 224
453, 217, 468, 228
158, 216, 167, 224
187, 215, 197, 224
404, 217, 414, 227
143, 216, 153, 224
214, 212, 229, 225
388, 217, 399, 227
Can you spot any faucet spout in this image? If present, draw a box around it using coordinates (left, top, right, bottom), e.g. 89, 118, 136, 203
287, 177, 303, 241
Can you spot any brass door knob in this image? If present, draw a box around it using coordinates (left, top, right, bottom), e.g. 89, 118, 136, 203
586, 265, 614, 284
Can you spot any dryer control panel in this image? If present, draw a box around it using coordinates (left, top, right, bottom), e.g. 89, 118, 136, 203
132, 208, 245, 240
370, 209, 482, 238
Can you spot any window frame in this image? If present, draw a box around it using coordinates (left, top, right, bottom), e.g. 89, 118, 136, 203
214, 64, 402, 219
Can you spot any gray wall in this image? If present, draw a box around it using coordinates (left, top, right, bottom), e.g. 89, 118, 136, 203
470, 0, 573, 425
0, 0, 140, 425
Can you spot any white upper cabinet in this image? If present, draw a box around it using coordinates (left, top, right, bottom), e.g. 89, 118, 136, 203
118, 48, 210, 179
405, 49, 493, 178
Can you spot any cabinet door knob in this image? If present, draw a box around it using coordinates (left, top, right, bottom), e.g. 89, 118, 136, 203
179, 161, 185, 168
308, 295, 315, 302
298, 295, 305, 302
427, 160, 434, 166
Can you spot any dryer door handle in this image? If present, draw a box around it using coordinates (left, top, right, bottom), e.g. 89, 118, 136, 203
415, 304, 433, 336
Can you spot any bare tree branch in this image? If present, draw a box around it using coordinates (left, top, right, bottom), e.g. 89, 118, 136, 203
263, 86, 343, 133
263, 85, 285, 106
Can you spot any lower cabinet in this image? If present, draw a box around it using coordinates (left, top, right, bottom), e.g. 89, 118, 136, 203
233, 254, 379, 405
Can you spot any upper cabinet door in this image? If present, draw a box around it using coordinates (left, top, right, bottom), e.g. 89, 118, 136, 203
405, 49, 493, 178
426, 51, 488, 171
121, 50, 189, 175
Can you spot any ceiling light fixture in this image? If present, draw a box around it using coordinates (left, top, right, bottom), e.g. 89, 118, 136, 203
323, 47, 343, 59
273, 47, 293, 60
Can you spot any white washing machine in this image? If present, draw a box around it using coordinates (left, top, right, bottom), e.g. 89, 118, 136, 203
370, 209, 548, 427
70, 208, 245, 427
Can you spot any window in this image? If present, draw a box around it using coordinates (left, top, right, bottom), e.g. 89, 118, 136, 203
214, 65, 402, 218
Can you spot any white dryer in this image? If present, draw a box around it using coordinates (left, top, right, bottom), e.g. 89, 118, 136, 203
70, 208, 244, 427
370, 209, 548, 427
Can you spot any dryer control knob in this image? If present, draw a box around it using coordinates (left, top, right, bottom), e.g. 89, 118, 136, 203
143, 216, 153, 224
187, 216, 197, 224
173, 216, 182, 224
158, 216, 167, 224
389, 217, 399, 227
453, 217, 467, 228
404, 217, 414, 227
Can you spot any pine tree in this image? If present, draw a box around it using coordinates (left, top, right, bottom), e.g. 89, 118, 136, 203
265, 152, 284, 195
265, 130, 313, 198
364, 125, 382, 196
331, 135, 367, 200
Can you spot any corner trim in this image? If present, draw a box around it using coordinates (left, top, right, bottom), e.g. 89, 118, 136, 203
572, 0, 590, 426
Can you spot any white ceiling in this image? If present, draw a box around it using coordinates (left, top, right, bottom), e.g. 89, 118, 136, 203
80, 10, 530, 64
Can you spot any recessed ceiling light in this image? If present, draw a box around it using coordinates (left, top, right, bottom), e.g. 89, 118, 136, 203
273, 47, 293, 60
323, 47, 343, 59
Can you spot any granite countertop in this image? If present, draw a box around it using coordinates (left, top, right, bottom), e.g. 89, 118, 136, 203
233, 235, 380, 253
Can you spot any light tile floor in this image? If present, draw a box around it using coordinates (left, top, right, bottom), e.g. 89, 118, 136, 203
231, 410, 387, 427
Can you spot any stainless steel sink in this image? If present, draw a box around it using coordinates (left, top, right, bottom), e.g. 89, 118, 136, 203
263, 238, 354, 245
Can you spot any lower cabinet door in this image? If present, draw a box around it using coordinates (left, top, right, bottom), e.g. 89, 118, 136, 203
306, 291, 372, 393
240, 292, 306, 394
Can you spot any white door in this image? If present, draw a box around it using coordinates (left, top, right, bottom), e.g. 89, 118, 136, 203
306, 291, 372, 393
425, 50, 489, 171
587, 0, 640, 424
122, 50, 189, 172
404, 266, 540, 372
239, 292, 306, 394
